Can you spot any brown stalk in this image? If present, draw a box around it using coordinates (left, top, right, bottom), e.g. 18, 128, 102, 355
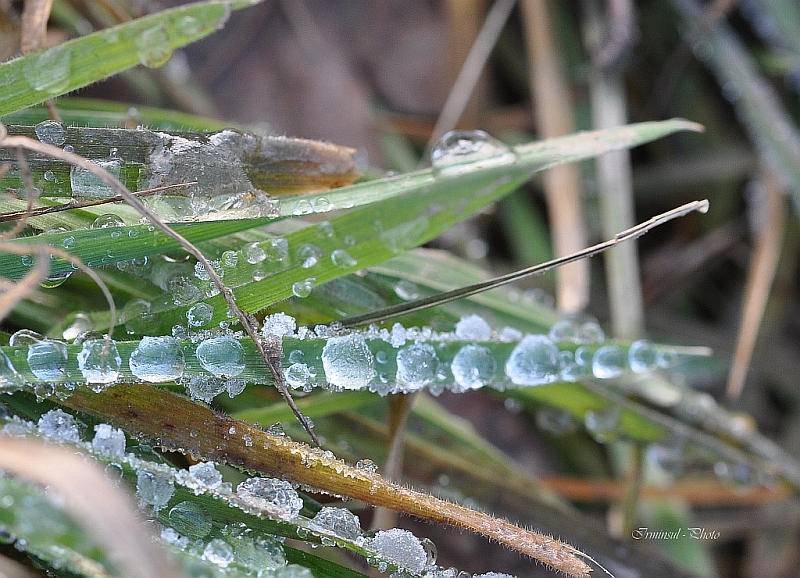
0, 123, 318, 444
57, 382, 599, 578
521, 0, 590, 313
727, 169, 786, 400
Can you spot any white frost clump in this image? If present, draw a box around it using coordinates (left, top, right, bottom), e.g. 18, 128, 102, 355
454, 314, 492, 340
262, 313, 297, 338
371, 528, 427, 572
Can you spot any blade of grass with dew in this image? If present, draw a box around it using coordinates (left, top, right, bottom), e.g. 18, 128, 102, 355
128, 120, 704, 335
0, 405, 384, 578
1, 98, 235, 132
0, 1, 261, 116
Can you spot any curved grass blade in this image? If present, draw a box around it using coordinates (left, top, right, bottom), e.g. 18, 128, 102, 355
0, 1, 260, 116
127, 120, 704, 334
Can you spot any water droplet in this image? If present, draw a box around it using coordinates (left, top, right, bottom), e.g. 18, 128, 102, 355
186, 375, 226, 402
309, 506, 362, 540
321, 334, 376, 390
136, 24, 173, 68
628, 339, 658, 373
285, 363, 311, 389
454, 314, 491, 340
292, 199, 313, 215
395, 344, 439, 392
62, 313, 94, 341
430, 130, 517, 177
169, 275, 202, 306
243, 242, 267, 264
196, 336, 245, 378
91, 213, 125, 229
176, 14, 203, 36
188, 462, 223, 490
312, 197, 332, 213
265, 237, 289, 262
535, 407, 577, 435
421, 537, 437, 566
91, 423, 126, 457
355, 458, 377, 472
504, 335, 560, 386
10, 328, 43, 346
584, 406, 621, 443
371, 528, 427, 572
21, 254, 33, 267
292, 277, 315, 298
296, 244, 321, 268
38, 408, 80, 442
186, 302, 214, 327
577, 321, 605, 343
331, 248, 357, 268
35, 120, 68, 146
237, 477, 303, 518
450, 344, 495, 391
474, 573, 515, 578
592, 345, 626, 379
122, 299, 153, 335
129, 336, 185, 383
27, 339, 68, 380
169, 501, 212, 540
262, 312, 296, 337
203, 538, 235, 567
24, 45, 71, 95
221, 250, 239, 268
70, 151, 124, 199
77, 338, 121, 387
316, 221, 334, 238
136, 469, 174, 511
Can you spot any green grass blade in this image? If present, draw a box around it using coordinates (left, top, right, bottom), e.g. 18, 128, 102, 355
130, 119, 702, 334
0, 1, 258, 116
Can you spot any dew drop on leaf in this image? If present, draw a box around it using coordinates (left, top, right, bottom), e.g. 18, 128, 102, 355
129, 336, 185, 383
27, 339, 67, 380
195, 336, 245, 378
135, 24, 173, 68
34, 120, 67, 146
504, 335, 560, 386
38, 408, 80, 442
592, 345, 626, 379
395, 343, 439, 392
91, 423, 126, 457
77, 337, 121, 387
430, 130, 517, 177
321, 334, 376, 390
450, 344, 495, 391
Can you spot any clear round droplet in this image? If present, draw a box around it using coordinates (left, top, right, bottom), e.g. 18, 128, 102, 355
186, 302, 214, 327
430, 130, 517, 177
504, 334, 560, 386
169, 501, 213, 540
129, 336, 185, 383
450, 344, 495, 391
243, 242, 267, 264
24, 45, 71, 95
584, 406, 621, 443
92, 213, 125, 229
196, 336, 245, 378
535, 407, 577, 435
135, 24, 173, 68
27, 339, 68, 380
628, 339, 659, 373
331, 248, 357, 268
395, 343, 439, 392
592, 345, 626, 379
321, 334, 376, 390
296, 244, 321, 268
35, 120, 68, 146
292, 277, 315, 298
77, 338, 121, 387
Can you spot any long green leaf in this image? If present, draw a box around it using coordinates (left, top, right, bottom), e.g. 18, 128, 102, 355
0, 1, 258, 116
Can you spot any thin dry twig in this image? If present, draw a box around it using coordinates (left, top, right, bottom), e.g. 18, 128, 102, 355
339, 200, 709, 328
0, 122, 318, 445
0, 181, 196, 223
